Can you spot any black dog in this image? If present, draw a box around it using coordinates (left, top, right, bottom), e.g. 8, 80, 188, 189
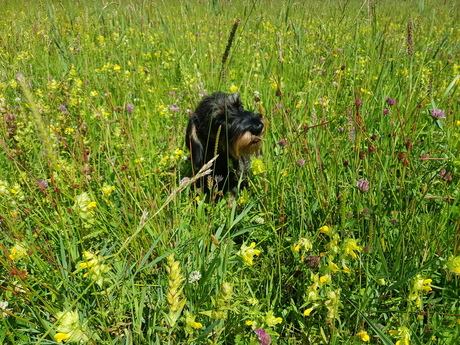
186, 92, 264, 196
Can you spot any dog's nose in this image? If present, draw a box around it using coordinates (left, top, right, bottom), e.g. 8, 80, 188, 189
250, 119, 264, 135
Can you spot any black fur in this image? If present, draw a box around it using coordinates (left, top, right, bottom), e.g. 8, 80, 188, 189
186, 92, 264, 196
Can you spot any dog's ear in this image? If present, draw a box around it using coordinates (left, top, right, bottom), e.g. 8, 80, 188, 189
186, 119, 204, 174
227, 93, 241, 108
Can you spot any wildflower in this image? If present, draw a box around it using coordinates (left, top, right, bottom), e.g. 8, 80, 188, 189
125, 103, 134, 114
356, 178, 370, 193
251, 158, 265, 175
210, 282, 233, 319
389, 326, 410, 345
53, 310, 88, 343
246, 320, 255, 326
169, 103, 180, 112
238, 242, 261, 266
185, 312, 203, 332
73, 192, 97, 225
77, 251, 111, 287
292, 237, 312, 253
8, 242, 28, 261
0, 301, 12, 318
165, 254, 186, 327
254, 328, 271, 345
303, 308, 313, 316
265, 310, 282, 326
446, 255, 460, 275
101, 184, 115, 197
342, 263, 351, 274
386, 97, 397, 106
113, 64, 121, 71
342, 238, 362, 259
324, 289, 341, 321
230, 85, 239, 93
383, 108, 390, 115
319, 225, 330, 234
431, 109, 446, 119
355, 98, 363, 106
297, 158, 306, 167
188, 270, 202, 284
356, 330, 370, 342
278, 138, 287, 146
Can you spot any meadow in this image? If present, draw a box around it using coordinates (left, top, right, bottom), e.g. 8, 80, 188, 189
1, 0, 460, 343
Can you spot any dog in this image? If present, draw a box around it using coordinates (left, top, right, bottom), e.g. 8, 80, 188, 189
186, 92, 264, 196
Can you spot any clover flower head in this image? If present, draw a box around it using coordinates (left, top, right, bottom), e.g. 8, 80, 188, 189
356, 178, 370, 193
386, 97, 397, 106
431, 109, 446, 119
254, 328, 271, 345
188, 270, 202, 284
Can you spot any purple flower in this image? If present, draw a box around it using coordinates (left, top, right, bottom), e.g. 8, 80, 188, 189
431, 109, 446, 119
125, 103, 134, 115
355, 98, 362, 106
278, 138, 287, 146
385, 97, 397, 106
58, 104, 67, 112
275, 103, 282, 108
356, 178, 370, 193
254, 329, 271, 345
297, 158, 306, 167
383, 108, 390, 115
169, 104, 180, 112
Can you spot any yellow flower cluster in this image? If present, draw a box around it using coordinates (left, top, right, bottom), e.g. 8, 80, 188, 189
238, 242, 261, 266
77, 251, 111, 287
53, 310, 88, 343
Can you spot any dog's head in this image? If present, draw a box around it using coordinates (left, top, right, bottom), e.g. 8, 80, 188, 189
187, 92, 264, 165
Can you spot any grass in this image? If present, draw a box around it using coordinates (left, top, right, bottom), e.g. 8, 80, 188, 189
1, 0, 460, 344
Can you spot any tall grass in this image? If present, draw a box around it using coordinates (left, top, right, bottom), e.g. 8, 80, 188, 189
1, 0, 459, 344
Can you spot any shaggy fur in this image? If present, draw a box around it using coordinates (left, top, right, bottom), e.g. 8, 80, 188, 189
186, 92, 264, 195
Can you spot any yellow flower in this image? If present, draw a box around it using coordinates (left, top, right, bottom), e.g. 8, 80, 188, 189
54, 332, 70, 343
265, 310, 282, 326
251, 158, 265, 175
238, 242, 261, 266
446, 255, 460, 275
245, 320, 255, 326
54, 310, 88, 343
73, 192, 97, 225
319, 275, 329, 283
113, 65, 121, 71
303, 308, 313, 316
342, 238, 362, 259
229, 85, 239, 93
8, 243, 28, 261
292, 237, 312, 253
101, 184, 116, 197
185, 312, 202, 330
319, 225, 330, 234
390, 327, 410, 345
356, 330, 370, 342
77, 251, 111, 287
